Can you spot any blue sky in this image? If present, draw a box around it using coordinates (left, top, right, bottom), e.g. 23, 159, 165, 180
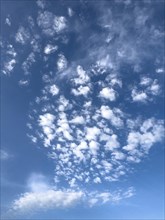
0, 0, 164, 219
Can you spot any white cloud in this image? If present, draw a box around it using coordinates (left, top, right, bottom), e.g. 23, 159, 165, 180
3, 59, 16, 74
53, 16, 67, 33
148, 80, 160, 95
123, 118, 164, 158
100, 106, 123, 128
72, 86, 90, 96
104, 134, 120, 151
111, 151, 125, 160
86, 126, 101, 141
38, 113, 56, 147
37, 11, 67, 36
49, 84, 59, 96
89, 140, 99, 155
72, 65, 90, 85
57, 54, 68, 71
15, 26, 30, 44
99, 87, 116, 101
102, 160, 112, 172
12, 177, 135, 213
73, 148, 85, 161
6, 44, 17, 57
140, 77, 152, 86
100, 105, 112, 119
68, 8, 74, 17
96, 55, 113, 69
93, 177, 101, 183
77, 141, 88, 150
19, 80, 29, 87
44, 44, 58, 54
88, 187, 135, 207
5, 17, 11, 26
36, 0, 46, 9
156, 68, 164, 73
70, 116, 85, 124
22, 52, 35, 75
131, 89, 148, 102
13, 190, 84, 212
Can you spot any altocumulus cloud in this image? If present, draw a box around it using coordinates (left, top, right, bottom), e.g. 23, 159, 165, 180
1, 0, 164, 216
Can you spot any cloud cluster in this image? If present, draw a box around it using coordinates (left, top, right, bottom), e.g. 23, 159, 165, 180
27, 61, 164, 187
37, 11, 67, 36
131, 77, 161, 103
11, 173, 135, 213
1, 0, 164, 214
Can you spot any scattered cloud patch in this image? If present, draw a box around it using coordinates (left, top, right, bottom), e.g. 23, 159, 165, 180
99, 87, 116, 101
57, 54, 68, 71
15, 27, 30, 44
19, 79, 29, 87
49, 84, 59, 96
5, 17, 11, 26
11, 173, 135, 213
44, 44, 58, 54
131, 89, 148, 103
37, 11, 67, 36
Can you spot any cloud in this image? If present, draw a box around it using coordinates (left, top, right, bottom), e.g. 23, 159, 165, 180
49, 84, 59, 96
38, 113, 56, 147
15, 26, 30, 44
12, 190, 84, 212
22, 52, 36, 75
88, 187, 135, 207
53, 16, 67, 33
72, 85, 90, 96
37, 11, 67, 36
70, 116, 85, 124
11, 174, 83, 212
18, 79, 29, 87
3, 59, 16, 75
0, 149, 12, 160
44, 44, 58, 54
3, 0, 163, 208
11, 173, 135, 213
132, 77, 161, 103
148, 80, 160, 95
72, 65, 90, 85
156, 68, 164, 74
131, 89, 148, 103
100, 105, 123, 128
68, 7, 74, 17
99, 87, 116, 101
36, 0, 46, 9
123, 118, 164, 161
57, 54, 68, 72
12, 186, 135, 213
5, 17, 11, 26
86, 126, 101, 141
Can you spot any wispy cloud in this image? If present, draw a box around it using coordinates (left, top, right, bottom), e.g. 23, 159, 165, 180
0, 149, 12, 160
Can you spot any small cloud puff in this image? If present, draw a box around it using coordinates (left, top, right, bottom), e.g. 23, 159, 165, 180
44, 44, 58, 54
99, 87, 116, 101
57, 54, 68, 72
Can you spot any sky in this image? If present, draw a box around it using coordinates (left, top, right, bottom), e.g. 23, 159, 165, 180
0, 0, 165, 219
